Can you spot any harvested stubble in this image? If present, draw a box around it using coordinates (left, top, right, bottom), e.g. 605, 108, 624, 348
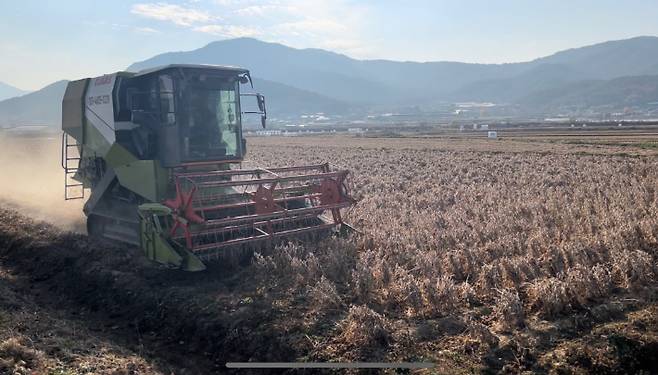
246, 136, 658, 371
250, 139, 657, 317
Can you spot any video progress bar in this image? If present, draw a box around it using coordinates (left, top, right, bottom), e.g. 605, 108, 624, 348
226, 362, 435, 369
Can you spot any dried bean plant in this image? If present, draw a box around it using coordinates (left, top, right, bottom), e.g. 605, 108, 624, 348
246, 138, 658, 357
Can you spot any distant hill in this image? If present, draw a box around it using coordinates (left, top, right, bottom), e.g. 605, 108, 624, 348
530, 36, 658, 79
452, 36, 658, 105
128, 36, 658, 107
450, 64, 585, 103
250, 78, 354, 118
129, 38, 407, 104
127, 37, 523, 104
0, 80, 68, 127
0, 81, 29, 101
519, 75, 658, 113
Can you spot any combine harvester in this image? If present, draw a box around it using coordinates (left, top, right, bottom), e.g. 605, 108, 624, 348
61, 64, 355, 271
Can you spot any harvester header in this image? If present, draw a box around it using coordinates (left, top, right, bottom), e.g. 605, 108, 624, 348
61, 64, 355, 270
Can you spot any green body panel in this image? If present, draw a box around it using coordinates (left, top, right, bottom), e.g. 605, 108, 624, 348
81, 120, 112, 158
180, 249, 207, 271
105, 142, 138, 166
141, 218, 183, 267
68, 123, 113, 188
114, 160, 169, 202
138, 204, 206, 271
61, 78, 89, 142
106, 143, 169, 202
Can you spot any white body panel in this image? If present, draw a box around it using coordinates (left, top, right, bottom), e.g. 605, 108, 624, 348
85, 74, 117, 143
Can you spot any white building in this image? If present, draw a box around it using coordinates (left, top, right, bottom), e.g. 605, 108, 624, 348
255, 130, 282, 136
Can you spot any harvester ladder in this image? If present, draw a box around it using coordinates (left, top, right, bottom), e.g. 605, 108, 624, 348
61, 132, 84, 200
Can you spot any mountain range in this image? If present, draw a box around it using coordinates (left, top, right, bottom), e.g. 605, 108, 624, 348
3, 36, 658, 127
0, 81, 28, 102
128, 36, 658, 106
0, 80, 68, 127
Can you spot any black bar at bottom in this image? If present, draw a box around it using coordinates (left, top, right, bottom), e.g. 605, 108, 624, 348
226, 362, 435, 369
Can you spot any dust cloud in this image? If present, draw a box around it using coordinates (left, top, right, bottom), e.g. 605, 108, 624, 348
0, 134, 86, 232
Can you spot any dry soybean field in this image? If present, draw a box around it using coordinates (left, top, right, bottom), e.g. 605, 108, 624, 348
0, 133, 657, 374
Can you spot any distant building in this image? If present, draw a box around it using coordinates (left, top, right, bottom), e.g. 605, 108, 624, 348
255, 130, 282, 136
545, 117, 571, 123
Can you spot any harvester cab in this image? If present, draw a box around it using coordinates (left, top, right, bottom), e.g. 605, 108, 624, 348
61, 64, 355, 271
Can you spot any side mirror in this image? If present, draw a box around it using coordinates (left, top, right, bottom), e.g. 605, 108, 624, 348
257, 94, 265, 112
257, 94, 266, 128
239, 92, 267, 128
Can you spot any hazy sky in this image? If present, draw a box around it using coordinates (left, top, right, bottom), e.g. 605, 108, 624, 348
2, 0, 658, 90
